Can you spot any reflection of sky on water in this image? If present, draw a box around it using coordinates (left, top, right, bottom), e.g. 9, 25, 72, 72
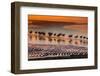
28, 24, 88, 47
28, 35, 88, 47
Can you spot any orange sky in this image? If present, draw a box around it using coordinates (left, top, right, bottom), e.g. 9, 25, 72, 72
28, 15, 88, 24
28, 15, 88, 33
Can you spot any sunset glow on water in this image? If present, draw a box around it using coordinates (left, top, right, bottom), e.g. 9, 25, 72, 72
28, 15, 88, 60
